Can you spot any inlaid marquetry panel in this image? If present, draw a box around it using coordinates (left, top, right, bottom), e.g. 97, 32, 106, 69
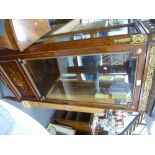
0, 61, 37, 98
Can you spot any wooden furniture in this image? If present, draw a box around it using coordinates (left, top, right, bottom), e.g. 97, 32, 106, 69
0, 19, 155, 113
54, 110, 93, 134
0, 19, 51, 51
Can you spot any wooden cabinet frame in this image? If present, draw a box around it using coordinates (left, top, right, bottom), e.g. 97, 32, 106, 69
0, 20, 155, 113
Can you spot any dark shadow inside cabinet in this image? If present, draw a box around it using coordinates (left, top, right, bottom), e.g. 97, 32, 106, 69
26, 58, 60, 96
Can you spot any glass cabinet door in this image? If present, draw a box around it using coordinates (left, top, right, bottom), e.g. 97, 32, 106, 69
25, 51, 137, 106
48, 25, 138, 43
44, 19, 139, 43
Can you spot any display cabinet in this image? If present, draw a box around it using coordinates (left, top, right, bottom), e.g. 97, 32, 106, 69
0, 19, 155, 113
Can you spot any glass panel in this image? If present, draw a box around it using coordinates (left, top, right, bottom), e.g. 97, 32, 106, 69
49, 26, 138, 43
96, 26, 138, 37
25, 52, 137, 105
79, 19, 131, 27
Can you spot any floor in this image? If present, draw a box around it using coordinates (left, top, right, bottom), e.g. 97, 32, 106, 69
0, 81, 55, 128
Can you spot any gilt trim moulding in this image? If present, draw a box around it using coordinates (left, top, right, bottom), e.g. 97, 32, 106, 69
139, 46, 155, 111
113, 34, 148, 44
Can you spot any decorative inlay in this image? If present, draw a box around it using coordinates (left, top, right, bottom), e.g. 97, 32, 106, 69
113, 37, 131, 43
8, 68, 27, 92
130, 34, 147, 44
113, 34, 147, 44
139, 46, 155, 111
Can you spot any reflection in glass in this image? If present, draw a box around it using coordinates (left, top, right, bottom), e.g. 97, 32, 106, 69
26, 52, 137, 105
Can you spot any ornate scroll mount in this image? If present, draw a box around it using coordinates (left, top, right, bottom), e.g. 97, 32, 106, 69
139, 46, 155, 111
130, 34, 147, 44
113, 34, 147, 44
